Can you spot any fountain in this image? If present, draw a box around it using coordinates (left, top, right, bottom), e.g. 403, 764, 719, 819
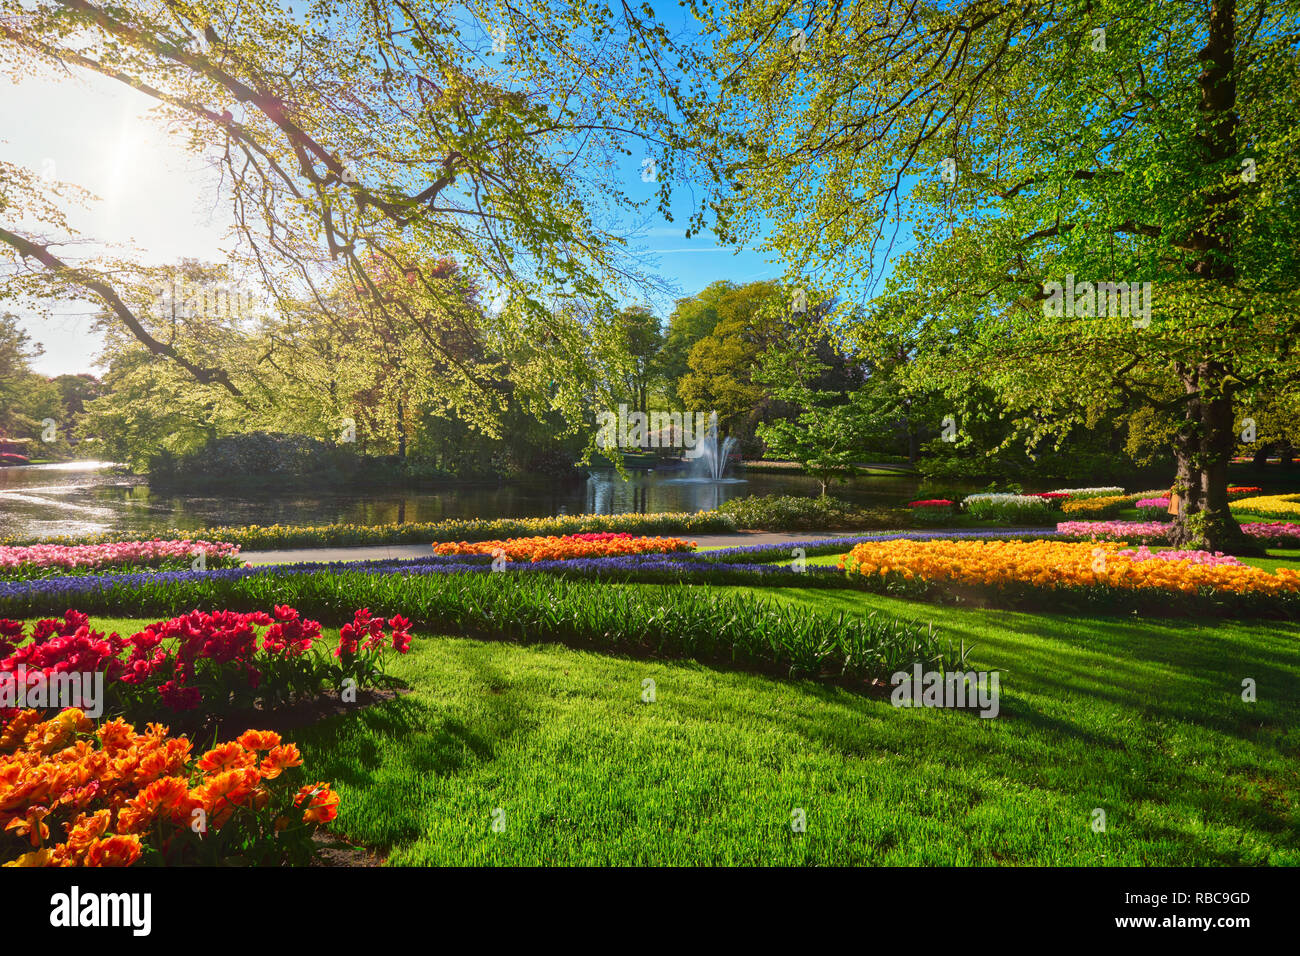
680, 414, 743, 483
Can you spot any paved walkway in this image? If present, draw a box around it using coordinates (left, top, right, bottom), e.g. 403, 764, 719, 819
240, 528, 1054, 566
240, 531, 870, 565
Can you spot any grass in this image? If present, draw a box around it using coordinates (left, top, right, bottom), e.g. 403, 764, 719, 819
65, 592, 1299, 866
299, 592, 1300, 864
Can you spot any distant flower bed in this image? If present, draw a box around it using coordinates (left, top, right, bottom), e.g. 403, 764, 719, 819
1058, 519, 1300, 548
432, 532, 694, 562
907, 499, 953, 525
1227, 486, 1262, 499
1060, 495, 1132, 518
1032, 492, 1070, 510
839, 538, 1300, 612
961, 493, 1053, 523
1050, 486, 1126, 500
1117, 546, 1242, 566
0, 607, 410, 726
0, 512, 736, 551
1056, 520, 1170, 542
1, 710, 335, 867
1134, 497, 1171, 520
0, 540, 242, 579
1230, 494, 1300, 520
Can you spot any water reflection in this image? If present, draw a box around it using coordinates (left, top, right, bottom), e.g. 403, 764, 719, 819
0, 461, 929, 539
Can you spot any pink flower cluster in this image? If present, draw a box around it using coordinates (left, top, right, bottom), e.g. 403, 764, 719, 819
1057, 521, 1169, 541
0, 539, 241, 572
1241, 522, 1300, 545
1134, 498, 1170, 509
1057, 519, 1300, 547
1116, 546, 1243, 566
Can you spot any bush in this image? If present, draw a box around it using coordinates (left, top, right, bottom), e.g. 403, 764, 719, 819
961, 494, 1053, 523
719, 494, 904, 530
908, 500, 955, 526
149, 432, 355, 489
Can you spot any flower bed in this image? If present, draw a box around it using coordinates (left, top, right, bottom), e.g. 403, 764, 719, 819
1230, 494, 1300, 520
1057, 519, 1300, 548
432, 532, 694, 562
1227, 486, 1262, 499
1060, 495, 1132, 518
1, 607, 410, 727
0, 512, 736, 550
0, 540, 242, 579
908, 499, 953, 525
1050, 486, 1125, 499
839, 538, 1300, 614
1134, 497, 1172, 521
1, 709, 336, 867
961, 493, 1053, 523
1032, 492, 1070, 510
0, 564, 954, 685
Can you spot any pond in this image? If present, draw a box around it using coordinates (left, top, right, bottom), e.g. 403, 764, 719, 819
0, 460, 953, 540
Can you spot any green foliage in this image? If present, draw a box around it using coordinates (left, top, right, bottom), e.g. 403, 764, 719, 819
718, 494, 904, 531
694, 0, 1300, 551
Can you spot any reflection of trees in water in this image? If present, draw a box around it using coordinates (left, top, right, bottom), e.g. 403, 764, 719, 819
7, 462, 933, 537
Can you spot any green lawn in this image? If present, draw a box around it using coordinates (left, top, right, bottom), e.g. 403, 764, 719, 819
65, 586, 1300, 865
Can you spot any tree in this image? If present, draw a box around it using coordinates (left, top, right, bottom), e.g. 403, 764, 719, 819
608, 305, 664, 415
661, 281, 733, 399
693, 0, 1300, 551
0, 0, 708, 439
0, 313, 61, 451
676, 280, 793, 437
753, 345, 871, 495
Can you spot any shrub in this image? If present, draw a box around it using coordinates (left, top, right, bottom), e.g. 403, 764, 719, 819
149, 432, 355, 489
961, 494, 1053, 523
908, 500, 954, 526
0, 709, 336, 867
718, 494, 902, 530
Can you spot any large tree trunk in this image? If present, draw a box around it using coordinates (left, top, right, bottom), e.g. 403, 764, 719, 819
1169, 363, 1256, 553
